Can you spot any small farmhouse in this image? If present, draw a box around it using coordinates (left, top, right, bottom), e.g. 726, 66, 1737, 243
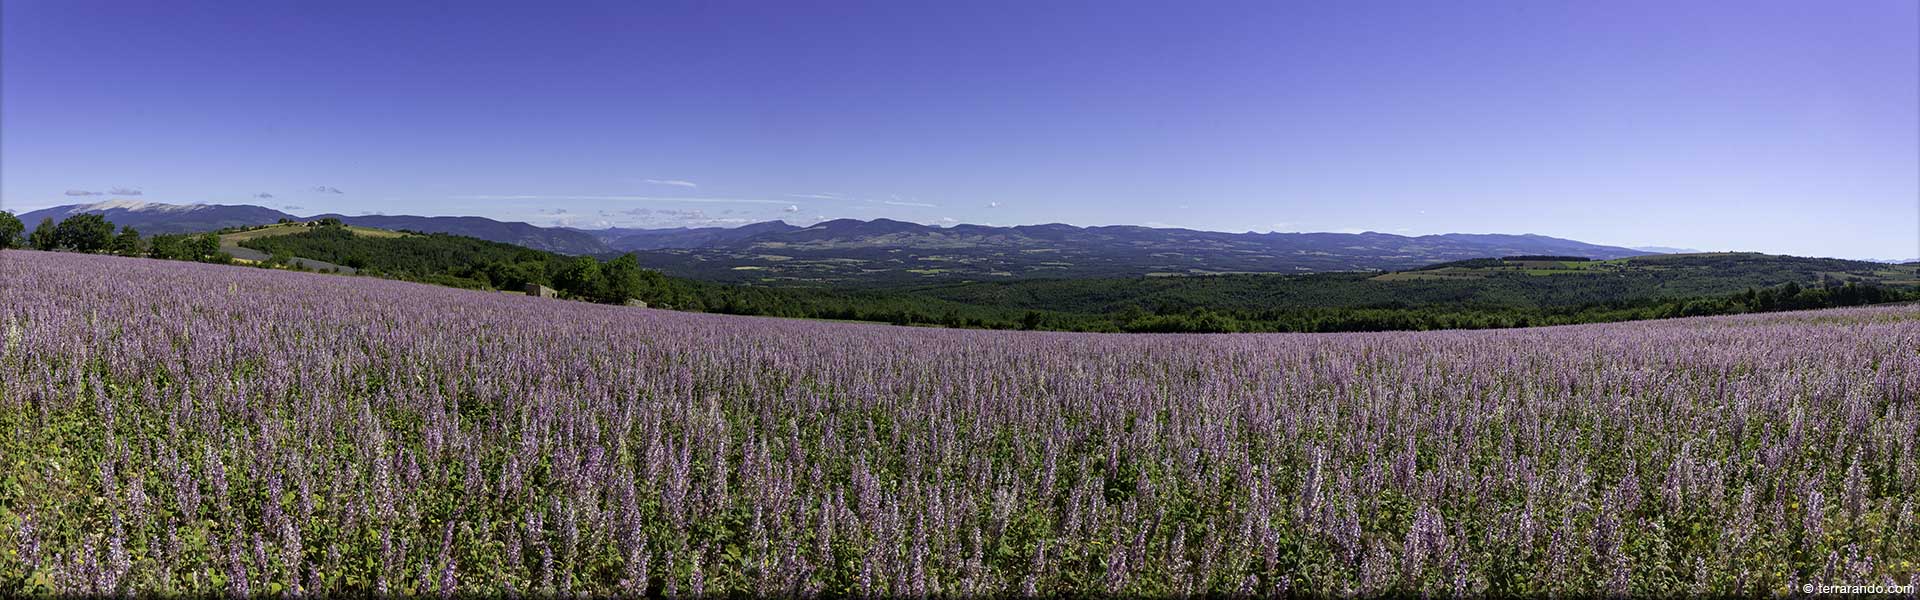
525, 283, 558, 298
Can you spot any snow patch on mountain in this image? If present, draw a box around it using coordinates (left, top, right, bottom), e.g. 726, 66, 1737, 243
78, 200, 209, 213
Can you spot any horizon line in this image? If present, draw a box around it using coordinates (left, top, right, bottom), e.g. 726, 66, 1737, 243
9, 198, 1870, 257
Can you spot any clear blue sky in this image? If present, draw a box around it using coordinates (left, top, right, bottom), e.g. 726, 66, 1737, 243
4, 1, 1915, 258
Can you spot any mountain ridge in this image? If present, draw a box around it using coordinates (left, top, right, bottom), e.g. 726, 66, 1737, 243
15, 200, 1660, 282
620, 219, 1658, 284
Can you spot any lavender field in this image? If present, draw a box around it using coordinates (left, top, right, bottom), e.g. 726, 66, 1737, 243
1, 249, 1916, 596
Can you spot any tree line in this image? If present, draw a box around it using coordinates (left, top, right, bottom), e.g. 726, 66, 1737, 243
0, 212, 231, 263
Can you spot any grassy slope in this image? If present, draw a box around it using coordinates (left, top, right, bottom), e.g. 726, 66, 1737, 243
236, 225, 549, 279
220, 222, 411, 244
217, 223, 411, 272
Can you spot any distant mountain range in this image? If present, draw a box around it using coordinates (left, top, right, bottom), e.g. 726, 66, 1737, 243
16, 200, 299, 237
603, 218, 1656, 284
571, 220, 808, 251
16, 200, 1663, 283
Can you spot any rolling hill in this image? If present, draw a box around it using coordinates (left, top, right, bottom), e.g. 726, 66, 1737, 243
572, 220, 804, 250
14, 200, 299, 234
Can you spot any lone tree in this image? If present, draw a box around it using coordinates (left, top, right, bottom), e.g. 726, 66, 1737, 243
555, 257, 605, 300
52, 214, 116, 253
112, 226, 144, 256
0, 211, 22, 249
599, 253, 649, 304
190, 234, 226, 263
28, 218, 57, 251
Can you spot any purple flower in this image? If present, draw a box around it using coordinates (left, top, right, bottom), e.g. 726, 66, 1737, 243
3, 250, 1916, 596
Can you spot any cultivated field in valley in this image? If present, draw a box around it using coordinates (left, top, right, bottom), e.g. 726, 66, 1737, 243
1, 250, 1916, 596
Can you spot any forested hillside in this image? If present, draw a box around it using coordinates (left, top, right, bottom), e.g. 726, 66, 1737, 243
231, 224, 1919, 333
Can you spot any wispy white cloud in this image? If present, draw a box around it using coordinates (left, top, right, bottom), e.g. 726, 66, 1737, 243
784, 204, 800, 212
313, 186, 343, 194
986, 201, 1002, 208
509, 205, 771, 229
65, 190, 103, 196
109, 187, 144, 196
255, 192, 275, 199
453, 194, 790, 205
643, 179, 699, 188
882, 199, 936, 208
787, 193, 840, 200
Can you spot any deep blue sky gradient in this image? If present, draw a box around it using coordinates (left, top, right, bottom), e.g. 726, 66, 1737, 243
4, 1, 1916, 257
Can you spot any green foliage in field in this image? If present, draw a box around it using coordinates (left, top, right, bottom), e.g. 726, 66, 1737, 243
24, 214, 118, 253
147, 234, 230, 264
28, 219, 57, 251
110, 227, 144, 257
51, 214, 116, 254
0, 211, 22, 250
